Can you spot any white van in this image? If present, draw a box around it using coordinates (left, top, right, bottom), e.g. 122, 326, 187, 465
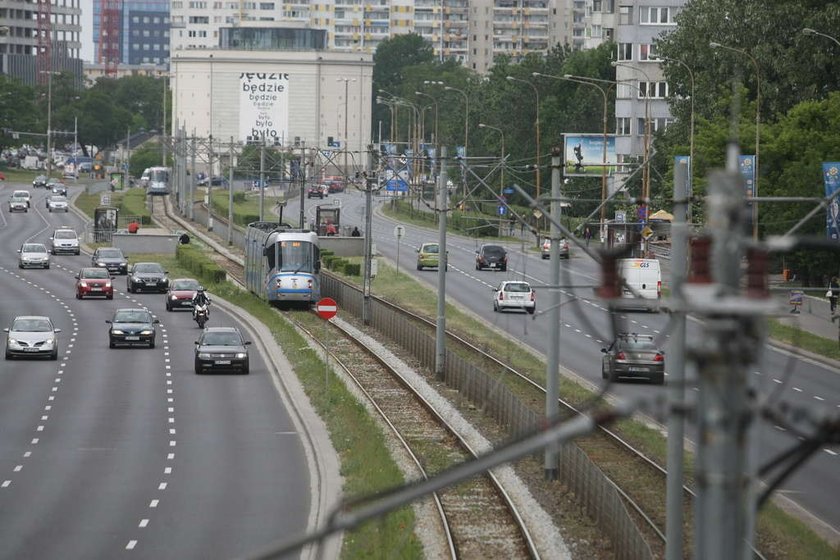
617, 258, 661, 311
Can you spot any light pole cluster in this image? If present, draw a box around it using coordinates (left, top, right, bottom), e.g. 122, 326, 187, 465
506, 76, 541, 200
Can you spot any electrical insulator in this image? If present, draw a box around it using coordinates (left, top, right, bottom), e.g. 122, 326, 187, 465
688, 236, 713, 284
596, 254, 621, 299
746, 247, 769, 299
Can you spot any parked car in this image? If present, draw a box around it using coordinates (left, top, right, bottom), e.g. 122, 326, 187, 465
166, 277, 201, 311
541, 237, 570, 259
492, 280, 536, 314
18, 243, 50, 269
475, 244, 508, 271
197, 175, 227, 187
91, 247, 129, 275
9, 191, 30, 212
126, 262, 169, 293
194, 326, 251, 374
47, 195, 69, 212
307, 184, 324, 199
416, 242, 447, 271
75, 267, 114, 299
601, 333, 665, 385
4, 315, 60, 360
49, 227, 80, 255
106, 308, 158, 348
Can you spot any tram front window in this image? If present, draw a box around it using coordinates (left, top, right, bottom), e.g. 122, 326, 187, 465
279, 241, 314, 273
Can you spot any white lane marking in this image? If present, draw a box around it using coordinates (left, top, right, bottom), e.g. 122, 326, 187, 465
773, 379, 783, 384
149, 500, 159, 508
775, 425, 787, 432
13, 466, 22, 472
158, 483, 167, 490
814, 396, 825, 401
31, 438, 39, 444
139, 519, 149, 528
167, 453, 175, 460
164, 467, 172, 474
793, 387, 803, 393
167, 398, 173, 403
168, 417, 175, 423
126, 540, 137, 550
169, 441, 176, 447
168, 408, 174, 413
1, 481, 10, 488
36, 426, 44, 432
169, 429, 176, 435
825, 449, 838, 456
23, 452, 31, 458
41, 415, 48, 420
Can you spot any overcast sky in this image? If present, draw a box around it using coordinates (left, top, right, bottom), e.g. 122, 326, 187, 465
79, 0, 95, 63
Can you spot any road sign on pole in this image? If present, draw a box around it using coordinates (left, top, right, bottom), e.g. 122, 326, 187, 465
316, 297, 337, 320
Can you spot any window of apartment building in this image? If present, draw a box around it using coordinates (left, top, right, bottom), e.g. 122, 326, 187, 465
616, 117, 631, 135
188, 2, 208, 8
132, 16, 139, 22
637, 117, 672, 134
616, 81, 633, 99
640, 6, 674, 25
638, 81, 668, 98
173, 2, 182, 9
143, 30, 150, 37
617, 42, 632, 61
260, 3, 274, 9
143, 16, 150, 23
619, 5, 632, 25
132, 30, 139, 36
590, 25, 602, 38
189, 16, 209, 23
638, 43, 658, 61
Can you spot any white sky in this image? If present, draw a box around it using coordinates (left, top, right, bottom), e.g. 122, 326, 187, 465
79, 0, 95, 63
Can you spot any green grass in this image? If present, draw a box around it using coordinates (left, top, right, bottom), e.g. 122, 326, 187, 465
210, 189, 284, 227
768, 320, 840, 361
74, 188, 151, 224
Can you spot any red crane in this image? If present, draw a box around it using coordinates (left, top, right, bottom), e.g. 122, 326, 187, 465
35, 0, 52, 84
98, 0, 122, 76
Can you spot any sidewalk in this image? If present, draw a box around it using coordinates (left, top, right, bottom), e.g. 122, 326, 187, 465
771, 279, 840, 345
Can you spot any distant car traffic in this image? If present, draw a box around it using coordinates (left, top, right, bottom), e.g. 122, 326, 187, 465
475, 244, 508, 271
601, 333, 665, 385
197, 175, 227, 187
106, 308, 158, 348
4, 315, 60, 360
51, 182, 67, 196
194, 326, 251, 374
166, 278, 201, 311
50, 227, 80, 255
75, 267, 114, 299
33, 175, 48, 188
541, 237, 570, 259
126, 262, 169, 293
416, 242, 447, 271
307, 184, 324, 199
47, 195, 69, 212
18, 243, 50, 269
91, 247, 129, 275
492, 280, 536, 314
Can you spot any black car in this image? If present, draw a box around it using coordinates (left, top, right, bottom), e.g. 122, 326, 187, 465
475, 244, 508, 271
32, 175, 48, 188
92, 247, 129, 275
194, 327, 251, 374
127, 262, 169, 293
601, 333, 665, 385
106, 308, 158, 348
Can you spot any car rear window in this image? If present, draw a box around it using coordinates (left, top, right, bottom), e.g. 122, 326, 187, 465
504, 283, 531, 293
619, 337, 657, 351
483, 246, 506, 256
422, 245, 439, 254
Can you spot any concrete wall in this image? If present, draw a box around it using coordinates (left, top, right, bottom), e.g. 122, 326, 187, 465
113, 233, 180, 255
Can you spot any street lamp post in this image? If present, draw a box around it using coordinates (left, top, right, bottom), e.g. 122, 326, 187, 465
442, 84, 469, 202
479, 123, 505, 236
415, 90, 439, 147
536, 72, 610, 235
803, 27, 840, 47
338, 77, 356, 186
506, 75, 541, 200
709, 42, 761, 240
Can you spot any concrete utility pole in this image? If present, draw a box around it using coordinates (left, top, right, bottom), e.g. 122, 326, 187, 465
665, 158, 689, 560
544, 147, 562, 480
299, 143, 306, 230
689, 168, 764, 559
434, 146, 448, 379
227, 138, 234, 245
362, 146, 375, 325
189, 136, 196, 221
259, 142, 265, 221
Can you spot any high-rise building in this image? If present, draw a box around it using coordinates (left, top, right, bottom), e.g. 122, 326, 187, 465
92, 0, 170, 68
0, 0, 83, 85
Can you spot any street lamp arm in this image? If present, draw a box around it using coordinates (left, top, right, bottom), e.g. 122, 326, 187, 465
802, 28, 840, 47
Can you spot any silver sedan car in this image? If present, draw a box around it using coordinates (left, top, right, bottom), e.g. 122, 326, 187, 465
18, 243, 50, 269
4, 316, 61, 360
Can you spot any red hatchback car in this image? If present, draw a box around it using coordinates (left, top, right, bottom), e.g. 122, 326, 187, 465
165, 277, 201, 311
75, 267, 114, 299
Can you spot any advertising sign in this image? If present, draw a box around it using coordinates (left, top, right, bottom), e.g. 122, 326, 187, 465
239, 72, 290, 144
674, 155, 691, 198
563, 134, 618, 177
738, 155, 756, 198
823, 162, 840, 240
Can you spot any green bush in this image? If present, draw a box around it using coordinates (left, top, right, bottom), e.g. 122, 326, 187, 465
233, 192, 247, 204
332, 260, 346, 273
176, 244, 227, 284
344, 263, 361, 276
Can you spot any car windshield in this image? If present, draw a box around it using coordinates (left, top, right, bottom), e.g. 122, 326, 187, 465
50, 196, 67, 202
13, 191, 28, 197
99, 249, 124, 258
55, 231, 76, 239
201, 332, 242, 346
134, 263, 163, 273
422, 245, 439, 254
113, 310, 152, 323
483, 246, 505, 256
12, 318, 53, 332
172, 279, 200, 290
23, 244, 46, 253
82, 269, 110, 279
503, 282, 531, 293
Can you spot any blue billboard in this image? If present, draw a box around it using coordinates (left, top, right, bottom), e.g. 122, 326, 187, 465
823, 162, 840, 240
563, 134, 617, 177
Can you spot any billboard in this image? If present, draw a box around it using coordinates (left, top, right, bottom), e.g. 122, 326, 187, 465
823, 162, 840, 240
563, 134, 618, 177
239, 72, 290, 144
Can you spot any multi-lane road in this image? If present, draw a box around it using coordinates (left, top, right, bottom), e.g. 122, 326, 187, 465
295, 187, 840, 538
0, 183, 315, 559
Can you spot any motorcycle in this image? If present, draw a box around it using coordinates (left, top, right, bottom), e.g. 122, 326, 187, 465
193, 303, 209, 328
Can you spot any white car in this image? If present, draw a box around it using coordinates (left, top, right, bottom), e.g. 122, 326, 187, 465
492, 280, 536, 314
47, 195, 69, 212
9, 190, 30, 212
50, 227, 80, 255
4, 315, 60, 360
18, 243, 50, 269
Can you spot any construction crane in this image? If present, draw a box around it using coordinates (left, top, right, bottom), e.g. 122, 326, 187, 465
35, 0, 51, 84
98, 0, 122, 76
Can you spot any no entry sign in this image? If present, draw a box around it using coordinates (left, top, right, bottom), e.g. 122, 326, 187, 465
316, 297, 337, 320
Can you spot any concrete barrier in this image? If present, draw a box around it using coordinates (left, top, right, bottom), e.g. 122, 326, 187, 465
112, 231, 180, 255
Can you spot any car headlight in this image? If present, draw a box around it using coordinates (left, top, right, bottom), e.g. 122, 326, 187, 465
111, 329, 124, 335
197, 352, 212, 359
42, 338, 55, 349
96, 261, 106, 267
235, 352, 247, 359
79, 281, 88, 287
132, 276, 141, 282
170, 295, 178, 300
7, 338, 22, 348
139, 329, 154, 335
105, 282, 111, 288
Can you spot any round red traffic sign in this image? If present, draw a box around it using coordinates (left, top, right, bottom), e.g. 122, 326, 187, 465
316, 297, 338, 320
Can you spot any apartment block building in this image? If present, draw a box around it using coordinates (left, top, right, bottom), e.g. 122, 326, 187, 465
91, 0, 170, 67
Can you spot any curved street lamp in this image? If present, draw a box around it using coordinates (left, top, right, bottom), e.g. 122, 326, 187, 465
506, 75, 541, 199
709, 41, 761, 240
478, 122, 505, 203
802, 27, 840, 48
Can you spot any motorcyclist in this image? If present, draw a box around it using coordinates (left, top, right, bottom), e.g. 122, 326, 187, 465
192, 287, 211, 319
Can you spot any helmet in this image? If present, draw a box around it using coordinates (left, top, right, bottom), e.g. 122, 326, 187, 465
197, 286, 205, 293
